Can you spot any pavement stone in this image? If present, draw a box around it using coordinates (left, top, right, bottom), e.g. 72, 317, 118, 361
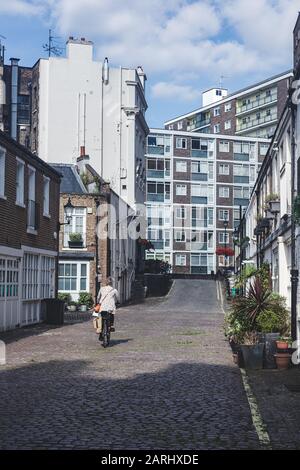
0, 279, 262, 450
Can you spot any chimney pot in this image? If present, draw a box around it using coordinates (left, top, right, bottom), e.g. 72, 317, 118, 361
80, 146, 86, 156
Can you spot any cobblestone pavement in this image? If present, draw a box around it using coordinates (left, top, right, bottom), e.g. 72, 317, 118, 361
247, 369, 300, 450
0, 279, 261, 450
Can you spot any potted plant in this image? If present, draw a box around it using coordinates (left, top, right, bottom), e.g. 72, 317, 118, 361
67, 300, 77, 312
68, 233, 83, 248
57, 292, 71, 311
78, 291, 94, 312
240, 332, 265, 370
265, 193, 280, 213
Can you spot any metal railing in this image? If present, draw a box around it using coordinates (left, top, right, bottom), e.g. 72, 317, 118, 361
237, 112, 277, 132
236, 93, 277, 114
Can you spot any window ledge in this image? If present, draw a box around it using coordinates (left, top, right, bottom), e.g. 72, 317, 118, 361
0, 194, 7, 200
27, 228, 38, 235
43, 213, 51, 219
16, 202, 26, 208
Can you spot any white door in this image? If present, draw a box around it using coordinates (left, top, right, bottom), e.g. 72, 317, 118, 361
0, 257, 20, 331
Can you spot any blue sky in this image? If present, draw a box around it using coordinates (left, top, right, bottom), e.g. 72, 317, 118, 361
1, 0, 299, 127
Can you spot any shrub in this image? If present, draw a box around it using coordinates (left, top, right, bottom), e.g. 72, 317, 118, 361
58, 292, 71, 304
78, 291, 94, 308
69, 232, 83, 242
144, 259, 171, 274
256, 308, 289, 334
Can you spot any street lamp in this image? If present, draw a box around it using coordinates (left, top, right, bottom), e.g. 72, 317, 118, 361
233, 226, 239, 274
60, 197, 74, 227
223, 220, 229, 269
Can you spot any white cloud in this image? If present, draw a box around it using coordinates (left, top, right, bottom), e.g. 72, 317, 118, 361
152, 82, 202, 101
0, 0, 44, 15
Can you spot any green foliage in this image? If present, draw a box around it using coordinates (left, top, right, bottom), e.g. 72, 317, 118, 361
235, 264, 256, 289
69, 232, 83, 242
293, 195, 300, 225
78, 291, 94, 308
256, 262, 271, 290
265, 193, 279, 203
144, 259, 171, 274
80, 172, 89, 188
225, 276, 289, 344
58, 292, 71, 304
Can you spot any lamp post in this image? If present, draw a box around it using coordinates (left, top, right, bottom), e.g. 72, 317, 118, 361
55, 197, 74, 295
223, 220, 229, 269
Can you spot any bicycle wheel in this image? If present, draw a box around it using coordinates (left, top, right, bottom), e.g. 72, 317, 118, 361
102, 319, 110, 348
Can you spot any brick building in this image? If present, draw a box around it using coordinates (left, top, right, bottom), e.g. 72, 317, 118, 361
0, 130, 61, 331
53, 152, 141, 304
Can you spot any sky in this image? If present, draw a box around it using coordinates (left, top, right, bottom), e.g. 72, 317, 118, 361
0, 0, 300, 127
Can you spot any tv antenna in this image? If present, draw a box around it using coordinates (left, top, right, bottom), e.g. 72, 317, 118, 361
0, 34, 6, 64
43, 29, 63, 57
219, 75, 230, 88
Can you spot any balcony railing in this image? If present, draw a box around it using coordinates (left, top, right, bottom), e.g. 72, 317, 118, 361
191, 173, 208, 181
147, 146, 164, 155
147, 170, 164, 178
191, 149, 208, 158
27, 200, 39, 230
233, 176, 249, 184
187, 118, 210, 131
236, 93, 277, 115
236, 112, 277, 132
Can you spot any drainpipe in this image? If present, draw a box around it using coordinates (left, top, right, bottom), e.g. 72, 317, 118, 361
290, 97, 298, 342
10, 58, 19, 140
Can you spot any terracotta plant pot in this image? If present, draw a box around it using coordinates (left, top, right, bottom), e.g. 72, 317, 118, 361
276, 340, 289, 350
274, 353, 291, 370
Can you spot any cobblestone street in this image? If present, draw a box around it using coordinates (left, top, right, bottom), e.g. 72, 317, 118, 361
0, 279, 262, 450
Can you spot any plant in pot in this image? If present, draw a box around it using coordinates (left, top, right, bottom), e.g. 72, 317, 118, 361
229, 276, 285, 369
57, 292, 71, 311
265, 193, 280, 213
256, 295, 289, 369
78, 291, 94, 312
67, 300, 78, 312
68, 232, 83, 249
240, 332, 265, 370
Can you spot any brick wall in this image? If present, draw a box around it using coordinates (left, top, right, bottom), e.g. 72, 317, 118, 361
0, 132, 60, 251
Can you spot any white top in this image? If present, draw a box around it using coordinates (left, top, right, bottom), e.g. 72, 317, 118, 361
97, 286, 119, 313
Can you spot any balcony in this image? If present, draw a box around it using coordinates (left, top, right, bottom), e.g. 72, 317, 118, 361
147, 170, 164, 178
147, 146, 164, 155
27, 200, 39, 231
191, 173, 208, 181
236, 93, 277, 115
187, 118, 210, 131
233, 176, 249, 184
236, 112, 277, 133
151, 241, 164, 249
147, 194, 164, 202
233, 153, 249, 161
191, 196, 208, 204
233, 198, 249, 207
191, 149, 208, 158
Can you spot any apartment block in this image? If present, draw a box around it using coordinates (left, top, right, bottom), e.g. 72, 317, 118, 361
146, 129, 269, 275
165, 71, 292, 139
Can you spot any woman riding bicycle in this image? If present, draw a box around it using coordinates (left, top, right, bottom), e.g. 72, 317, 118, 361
97, 277, 119, 339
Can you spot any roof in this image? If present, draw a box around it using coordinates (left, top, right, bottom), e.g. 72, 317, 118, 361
51, 164, 87, 194
165, 70, 293, 125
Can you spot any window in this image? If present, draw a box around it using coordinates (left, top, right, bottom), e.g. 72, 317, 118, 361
16, 158, 25, 205
175, 254, 186, 266
64, 207, 87, 247
147, 159, 164, 171
219, 186, 229, 198
176, 138, 187, 149
43, 176, 50, 216
219, 164, 229, 175
28, 167, 36, 230
176, 184, 187, 196
234, 186, 249, 199
175, 230, 186, 242
191, 161, 208, 174
219, 232, 229, 244
191, 139, 208, 150
225, 103, 232, 112
225, 120, 231, 130
260, 143, 269, 156
219, 141, 229, 152
214, 124, 220, 134
233, 165, 249, 176
191, 184, 214, 203
214, 107, 220, 116
148, 136, 163, 147
169, 124, 174, 130
22, 253, 39, 300
0, 147, 5, 197
177, 121, 183, 130
0, 258, 19, 299
219, 209, 229, 221
41, 256, 55, 298
176, 161, 187, 172
147, 182, 164, 194
58, 263, 77, 291
175, 206, 186, 219
216, 90, 222, 96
